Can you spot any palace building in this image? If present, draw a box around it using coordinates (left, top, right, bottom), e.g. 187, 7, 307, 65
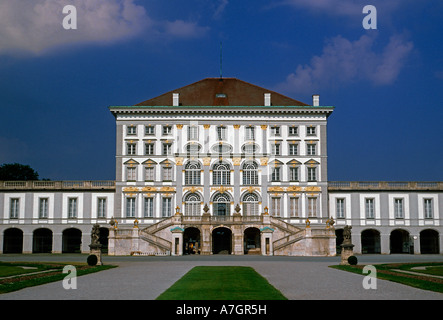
0, 78, 442, 256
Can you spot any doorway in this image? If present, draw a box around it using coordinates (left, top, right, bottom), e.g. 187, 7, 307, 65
244, 227, 261, 254
212, 227, 232, 254
184, 227, 201, 254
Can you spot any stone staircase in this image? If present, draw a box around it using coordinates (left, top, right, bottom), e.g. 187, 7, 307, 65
271, 217, 306, 252
138, 216, 175, 252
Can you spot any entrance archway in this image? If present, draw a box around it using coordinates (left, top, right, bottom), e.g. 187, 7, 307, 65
361, 229, 381, 254
33, 228, 53, 253
184, 227, 201, 254
244, 227, 261, 254
62, 228, 82, 253
390, 229, 410, 254
99, 227, 109, 253
212, 227, 232, 254
420, 229, 439, 254
3, 228, 23, 253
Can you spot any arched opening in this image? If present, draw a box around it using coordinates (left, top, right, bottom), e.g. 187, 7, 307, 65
3, 228, 23, 253
390, 229, 410, 254
183, 227, 201, 255
213, 193, 231, 216
242, 193, 259, 216
212, 227, 232, 254
33, 228, 53, 253
244, 227, 261, 254
420, 229, 439, 254
361, 229, 381, 254
184, 193, 202, 216
62, 228, 82, 253
99, 227, 109, 253
335, 229, 344, 254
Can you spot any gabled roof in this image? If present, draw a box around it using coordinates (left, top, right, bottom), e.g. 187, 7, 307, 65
135, 77, 308, 107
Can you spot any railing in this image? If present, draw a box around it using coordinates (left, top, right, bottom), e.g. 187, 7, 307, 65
0, 180, 116, 190
328, 181, 443, 191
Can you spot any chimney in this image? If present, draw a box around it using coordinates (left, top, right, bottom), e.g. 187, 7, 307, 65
173, 93, 179, 106
264, 93, 271, 106
312, 94, 319, 106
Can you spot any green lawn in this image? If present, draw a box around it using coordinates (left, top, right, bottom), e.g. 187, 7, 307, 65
156, 266, 287, 300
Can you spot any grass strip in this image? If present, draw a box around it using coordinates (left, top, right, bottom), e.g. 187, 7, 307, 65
156, 266, 287, 300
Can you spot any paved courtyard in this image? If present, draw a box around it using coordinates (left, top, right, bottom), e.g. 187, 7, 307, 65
0, 254, 442, 300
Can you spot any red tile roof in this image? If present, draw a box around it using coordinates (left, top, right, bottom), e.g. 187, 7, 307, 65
135, 78, 308, 106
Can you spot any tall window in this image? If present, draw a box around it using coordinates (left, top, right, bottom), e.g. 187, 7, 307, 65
365, 198, 375, 219
424, 199, 433, 219
213, 193, 230, 216
126, 197, 136, 217
217, 126, 226, 140
127, 167, 137, 181
245, 126, 255, 140
10, 198, 19, 219
145, 166, 155, 181
289, 143, 298, 155
163, 125, 172, 135
162, 166, 172, 181
242, 193, 259, 216
307, 126, 316, 136
39, 198, 49, 219
127, 143, 137, 155
185, 161, 201, 185
145, 143, 155, 155
242, 161, 258, 185
394, 198, 404, 218
68, 198, 77, 218
271, 167, 281, 182
336, 198, 345, 219
162, 198, 172, 217
271, 197, 281, 216
289, 167, 299, 181
289, 197, 299, 217
307, 144, 316, 156
127, 125, 136, 135
97, 198, 106, 218
185, 193, 201, 216
144, 197, 154, 217
213, 162, 230, 185
271, 143, 281, 155
162, 143, 172, 155
308, 197, 317, 217
188, 126, 199, 141
307, 167, 317, 182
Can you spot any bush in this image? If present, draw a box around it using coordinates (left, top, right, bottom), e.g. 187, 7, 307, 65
87, 254, 98, 266
348, 255, 358, 265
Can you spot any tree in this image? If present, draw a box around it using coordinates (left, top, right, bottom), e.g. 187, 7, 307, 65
0, 163, 39, 181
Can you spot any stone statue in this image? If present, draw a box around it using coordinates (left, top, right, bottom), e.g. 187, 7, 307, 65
91, 224, 100, 246
343, 225, 352, 244
109, 216, 118, 229
326, 216, 335, 229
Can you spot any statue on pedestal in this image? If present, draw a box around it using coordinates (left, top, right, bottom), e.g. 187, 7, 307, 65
340, 225, 354, 265
89, 224, 103, 265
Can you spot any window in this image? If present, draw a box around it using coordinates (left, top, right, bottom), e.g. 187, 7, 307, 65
212, 143, 232, 154
127, 143, 137, 155
126, 197, 136, 218
289, 143, 298, 156
68, 198, 77, 218
188, 126, 199, 141
424, 199, 433, 219
145, 166, 155, 181
163, 125, 172, 135
308, 197, 317, 217
307, 167, 317, 182
162, 166, 172, 181
271, 167, 281, 182
307, 144, 316, 156
127, 125, 136, 135
127, 167, 136, 181
213, 162, 230, 185
271, 143, 281, 155
39, 198, 49, 218
185, 161, 201, 185
271, 126, 281, 136
10, 198, 19, 219
245, 126, 255, 140
145, 125, 155, 135
144, 197, 154, 217
336, 199, 345, 219
242, 161, 258, 185
289, 197, 299, 217
271, 197, 281, 216
289, 126, 298, 136
185, 193, 201, 216
217, 126, 226, 140
242, 193, 259, 216
394, 198, 404, 218
365, 198, 375, 219
289, 167, 299, 181
162, 143, 172, 155
145, 143, 155, 155
307, 126, 316, 136
242, 143, 258, 154
162, 198, 172, 217
213, 193, 230, 216
97, 198, 106, 218
186, 143, 201, 155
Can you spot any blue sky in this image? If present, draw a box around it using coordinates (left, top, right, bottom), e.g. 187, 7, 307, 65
0, 0, 442, 181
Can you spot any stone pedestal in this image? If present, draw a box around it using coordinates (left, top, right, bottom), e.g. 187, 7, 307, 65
340, 243, 355, 265
89, 244, 103, 265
